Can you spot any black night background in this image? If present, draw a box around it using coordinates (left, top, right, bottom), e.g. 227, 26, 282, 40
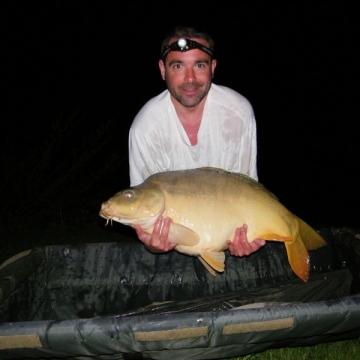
1, 1, 359, 263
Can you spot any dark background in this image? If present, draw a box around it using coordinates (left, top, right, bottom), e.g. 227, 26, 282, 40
2, 1, 359, 232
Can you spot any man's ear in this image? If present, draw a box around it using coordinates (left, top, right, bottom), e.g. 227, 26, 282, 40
211, 59, 217, 78
158, 59, 166, 80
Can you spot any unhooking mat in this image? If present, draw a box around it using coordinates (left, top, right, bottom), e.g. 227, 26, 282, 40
0, 227, 359, 359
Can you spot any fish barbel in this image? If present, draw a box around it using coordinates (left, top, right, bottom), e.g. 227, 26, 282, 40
99, 167, 327, 282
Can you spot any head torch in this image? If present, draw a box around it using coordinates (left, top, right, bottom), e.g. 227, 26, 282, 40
161, 38, 214, 60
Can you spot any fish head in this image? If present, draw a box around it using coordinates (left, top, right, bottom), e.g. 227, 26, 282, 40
99, 184, 164, 229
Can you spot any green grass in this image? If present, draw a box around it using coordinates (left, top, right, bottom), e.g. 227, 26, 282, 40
228, 339, 360, 359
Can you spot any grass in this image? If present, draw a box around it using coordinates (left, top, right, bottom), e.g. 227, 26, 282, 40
228, 339, 360, 359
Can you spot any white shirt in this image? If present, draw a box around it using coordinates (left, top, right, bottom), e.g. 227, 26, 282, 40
129, 83, 258, 186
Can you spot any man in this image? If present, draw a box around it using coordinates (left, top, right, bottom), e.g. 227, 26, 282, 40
128, 25, 265, 256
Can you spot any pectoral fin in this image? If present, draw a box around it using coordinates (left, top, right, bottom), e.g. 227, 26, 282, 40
167, 223, 200, 246
199, 250, 226, 275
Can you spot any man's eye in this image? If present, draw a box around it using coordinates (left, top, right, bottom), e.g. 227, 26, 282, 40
173, 64, 181, 69
196, 63, 205, 69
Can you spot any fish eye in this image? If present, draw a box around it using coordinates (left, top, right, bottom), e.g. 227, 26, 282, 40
123, 190, 134, 199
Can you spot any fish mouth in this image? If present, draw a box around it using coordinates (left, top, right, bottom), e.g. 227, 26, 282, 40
99, 210, 157, 228
99, 211, 118, 226
99, 212, 115, 220
99, 209, 131, 226
99, 202, 121, 225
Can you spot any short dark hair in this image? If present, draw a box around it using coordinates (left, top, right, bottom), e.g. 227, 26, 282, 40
160, 26, 215, 59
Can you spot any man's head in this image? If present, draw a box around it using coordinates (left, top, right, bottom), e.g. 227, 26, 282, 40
160, 26, 215, 61
159, 26, 217, 108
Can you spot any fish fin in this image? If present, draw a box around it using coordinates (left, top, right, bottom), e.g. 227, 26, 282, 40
199, 251, 226, 274
297, 217, 327, 250
284, 237, 310, 282
257, 234, 293, 242
260, 219, 327, 282
167, 223, 200, 246
199, 166, 226, 173
284, 217, 327, 282
198, 256, 217, 276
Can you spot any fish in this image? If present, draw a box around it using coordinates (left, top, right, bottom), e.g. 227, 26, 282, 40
99, 167, 327, 282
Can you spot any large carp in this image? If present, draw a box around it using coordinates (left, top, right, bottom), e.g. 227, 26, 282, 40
99, 167, 326, 282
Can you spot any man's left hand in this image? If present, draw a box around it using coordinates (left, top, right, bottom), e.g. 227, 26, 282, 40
226, 224, 265, 257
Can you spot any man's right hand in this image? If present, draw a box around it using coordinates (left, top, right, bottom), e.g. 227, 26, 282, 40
133, 216, 176, 253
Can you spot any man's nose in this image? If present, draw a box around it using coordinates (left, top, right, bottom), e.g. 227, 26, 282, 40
184, 68, 196, 82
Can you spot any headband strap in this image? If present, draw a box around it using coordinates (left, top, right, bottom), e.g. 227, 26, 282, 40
161, 38, 214, 60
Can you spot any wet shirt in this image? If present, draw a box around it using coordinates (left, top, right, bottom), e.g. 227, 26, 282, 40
129, 83, 258, 186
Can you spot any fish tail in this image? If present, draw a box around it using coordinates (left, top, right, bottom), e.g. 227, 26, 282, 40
285, 217, 327, 282
285, 235, 310, 282
297, 217, 327, 250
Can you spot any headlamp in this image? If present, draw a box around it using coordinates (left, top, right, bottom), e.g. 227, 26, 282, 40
161, 38, 214, 60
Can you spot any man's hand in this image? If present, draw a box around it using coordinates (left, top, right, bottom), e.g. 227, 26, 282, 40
133, 216, 176, 253
226, 224, 265, 257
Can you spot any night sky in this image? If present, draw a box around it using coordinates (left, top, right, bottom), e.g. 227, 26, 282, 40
2, 1, 359, 229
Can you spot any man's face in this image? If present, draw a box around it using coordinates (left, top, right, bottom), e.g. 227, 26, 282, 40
159, 38, 217, 108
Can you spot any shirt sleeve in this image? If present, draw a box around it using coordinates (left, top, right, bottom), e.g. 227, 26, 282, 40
248, 114, 258, 181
